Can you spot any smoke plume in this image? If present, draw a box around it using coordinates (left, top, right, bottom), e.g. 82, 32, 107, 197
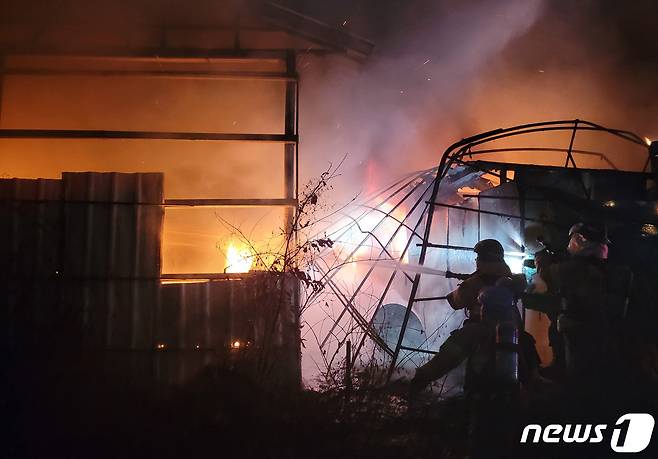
296, 0, 658, 197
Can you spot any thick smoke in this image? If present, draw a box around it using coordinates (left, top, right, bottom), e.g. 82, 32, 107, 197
296, 0, 658, 196
293, 0, 658, 383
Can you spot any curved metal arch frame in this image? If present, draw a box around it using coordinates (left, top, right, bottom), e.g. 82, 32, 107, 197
386, 119, 650, 379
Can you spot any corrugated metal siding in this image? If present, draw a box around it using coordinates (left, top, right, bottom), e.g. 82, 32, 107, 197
153, 276, 300, 387
1, 172, 301, 389
61, 172, 163, 279
0, 177, 62, 278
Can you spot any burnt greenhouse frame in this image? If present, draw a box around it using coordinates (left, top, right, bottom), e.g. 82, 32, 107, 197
304, 119, 654, 380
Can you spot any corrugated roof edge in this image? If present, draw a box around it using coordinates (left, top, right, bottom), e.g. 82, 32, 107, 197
262, 2, 374, 58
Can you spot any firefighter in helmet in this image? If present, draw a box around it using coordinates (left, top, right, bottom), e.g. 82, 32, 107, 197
407, 239, 538, 395
408, 284, 538, 457
531, 222, 632, 385
411, 285, 517, 393
446, 239, 516, 320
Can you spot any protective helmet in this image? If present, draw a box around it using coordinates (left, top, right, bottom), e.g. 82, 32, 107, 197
474, 239, 505, 262
568, 222, 610, 244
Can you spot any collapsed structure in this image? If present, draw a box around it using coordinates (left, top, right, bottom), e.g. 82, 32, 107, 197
305, 120, 658, 388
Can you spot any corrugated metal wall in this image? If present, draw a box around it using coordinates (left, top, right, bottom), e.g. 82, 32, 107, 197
1, 172, 300, 389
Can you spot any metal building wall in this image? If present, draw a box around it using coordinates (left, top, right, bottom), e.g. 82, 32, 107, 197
1, 172, 301, 389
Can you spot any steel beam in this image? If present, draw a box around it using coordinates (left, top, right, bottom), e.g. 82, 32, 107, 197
0, 129, 297, 142
0, 49, 290, 61
2, 69, 297, 81
164, 198, 296, 207
160, 273, 255, 280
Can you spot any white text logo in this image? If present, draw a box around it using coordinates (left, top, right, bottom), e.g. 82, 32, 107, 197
520, 413, 654, 453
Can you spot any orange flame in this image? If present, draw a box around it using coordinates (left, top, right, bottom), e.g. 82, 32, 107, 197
225, 242, 253, 273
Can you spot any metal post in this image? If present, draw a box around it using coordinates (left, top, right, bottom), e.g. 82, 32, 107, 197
564, 119, 579, 168
518, 182, 527, 331
477, 194, 481, 241
344, 340, 352, 393
446, 207, 451, 271
284, 50, 297, 236
649, 142, 658, 177
0, 55, 5, 127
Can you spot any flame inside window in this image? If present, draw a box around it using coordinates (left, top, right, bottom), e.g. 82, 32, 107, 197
225, 242, 254, 273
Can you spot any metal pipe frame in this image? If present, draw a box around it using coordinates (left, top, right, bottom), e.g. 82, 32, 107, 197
317, 177, 432, 351
466, 147, 620, 170
428, 201, 556, 225
309, 169, 435, 362
305, 170, 431, 355
323, 276, 393, 360
386, 119, 650, 379
461, 194, 545, 201
317, 170, 432, 291
319, 169, 431, 248
349, 197, 433, 366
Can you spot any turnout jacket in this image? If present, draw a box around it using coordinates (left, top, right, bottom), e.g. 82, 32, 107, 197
447, 261, 512, 318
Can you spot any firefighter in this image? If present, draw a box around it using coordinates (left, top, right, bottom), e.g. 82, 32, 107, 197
446, 239, 513, 320
408, 285, 532, 457
409, 285, 538, 395
405, 239, 535, 393
446, 238, 527, 326
411, 285, 514, 394
532, 223, 632, 386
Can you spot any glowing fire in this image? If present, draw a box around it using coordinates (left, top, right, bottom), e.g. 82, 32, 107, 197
225, 242, 253, 273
